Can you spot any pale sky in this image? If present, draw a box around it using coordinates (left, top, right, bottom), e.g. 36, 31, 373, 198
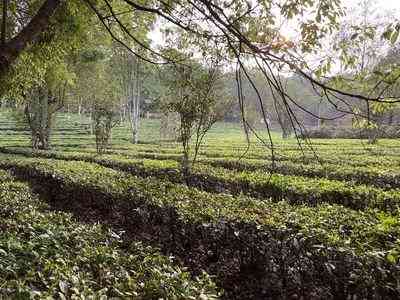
149, 0, 400, 52
350, 0, 400, 10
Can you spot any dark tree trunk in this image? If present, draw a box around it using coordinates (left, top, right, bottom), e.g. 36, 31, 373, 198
1, 0, 8, 46
0, 0, 60, 80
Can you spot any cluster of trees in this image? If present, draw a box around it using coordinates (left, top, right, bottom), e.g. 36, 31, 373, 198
0, 0, 399, 169
0, 1, 235, 173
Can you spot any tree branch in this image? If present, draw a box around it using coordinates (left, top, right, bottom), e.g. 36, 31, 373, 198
0, 0, 61, 78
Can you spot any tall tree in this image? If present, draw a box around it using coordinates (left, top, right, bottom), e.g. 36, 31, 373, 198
113, 47, 144, 144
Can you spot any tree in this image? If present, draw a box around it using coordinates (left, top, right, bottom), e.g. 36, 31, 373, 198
0, 0, 61, 81
72, 38, 123, 153
113, 47, 144, 143
326, 0, 400, 143
23, 64, 70, 150
92, 101, 120, 154
1, 3, 81, 149
160, 49, 229, 176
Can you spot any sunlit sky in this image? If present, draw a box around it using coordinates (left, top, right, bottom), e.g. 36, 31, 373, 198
149, 0, 400, 51
351, 0, 400, 10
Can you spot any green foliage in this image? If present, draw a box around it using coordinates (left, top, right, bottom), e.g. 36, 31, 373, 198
0, 170, 219, 299
0, 154, 398, 255
0, 154, 399, 297
2, 111, 400, 297
160, 48, 230, 173
3, 1, 90, 101
92, 104, 120, 154
382, 22, 400, 45
4, 145, 400, 211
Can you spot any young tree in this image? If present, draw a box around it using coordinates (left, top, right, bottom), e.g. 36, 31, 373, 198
92, 101, 120, 154
113, 48, 143, 143
161, 50, 230, 176
4, 39, 75, 150
24, 71, 68, 150
73, 45, 122, 153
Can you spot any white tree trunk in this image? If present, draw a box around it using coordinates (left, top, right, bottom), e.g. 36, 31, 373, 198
128, 55, 141, 144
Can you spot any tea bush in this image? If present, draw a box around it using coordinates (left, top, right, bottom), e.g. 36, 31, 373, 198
0, 156, 399, 299
0, 170, 219, 299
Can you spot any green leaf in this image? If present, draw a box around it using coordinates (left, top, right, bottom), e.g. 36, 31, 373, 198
390, 30, 399, 45
387, 252, 398, 264
383, 28, 393, 41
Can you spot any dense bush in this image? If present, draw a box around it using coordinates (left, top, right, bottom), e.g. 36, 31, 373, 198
0, 170, 219, 299
301, 126, 400, 139
1, 147, 399, 211
191, 165, 400, 212
204, 158, 400, 189
0, 156, 399, 299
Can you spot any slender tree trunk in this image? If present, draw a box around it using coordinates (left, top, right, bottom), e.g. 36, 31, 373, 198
127, 55, 141, 144
388, 110, 394, 125
181, 146, 190, 178
90, 104, 94, 135
120, 98, 126, 123
133, 61, 141, 143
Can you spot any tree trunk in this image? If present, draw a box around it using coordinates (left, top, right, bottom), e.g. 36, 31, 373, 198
388, 110, 394, 125
25, 87, 53, 150
0, 0, 61, 82
282, 129, 289, 139
127, 55, 141, 144
1, 0, 9, 46
181, 149, 190, 178
367, 127, 378, 144
93, 106, 114, 154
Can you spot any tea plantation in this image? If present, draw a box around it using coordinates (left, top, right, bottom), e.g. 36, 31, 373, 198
0, 112, 399, 299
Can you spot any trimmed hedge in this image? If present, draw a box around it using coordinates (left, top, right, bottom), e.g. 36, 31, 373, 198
0, 170, 219, 299
0, 155, 399, 299
301, 126, 400, 139
191, 165, 400, 212
202, 157, 400, 189
1, 147, 399, 212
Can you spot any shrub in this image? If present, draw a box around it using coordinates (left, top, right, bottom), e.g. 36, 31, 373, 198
0, 169, 219, 299
0, 156, 399, 299
301, 126, 400, 139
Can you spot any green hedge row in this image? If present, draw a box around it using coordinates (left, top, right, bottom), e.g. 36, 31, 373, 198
127, 142, 400, 164
0, 154, 399, 299
0, 170, 219, 299
192, 164, 400, 212
191, 144, 400, 167
2, 147, 399, 212
93, 146, 400, 186
202, 158, 400, 189
203, 151, 400, 168
3, 146, 400, 185
30, 138, 399, 171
